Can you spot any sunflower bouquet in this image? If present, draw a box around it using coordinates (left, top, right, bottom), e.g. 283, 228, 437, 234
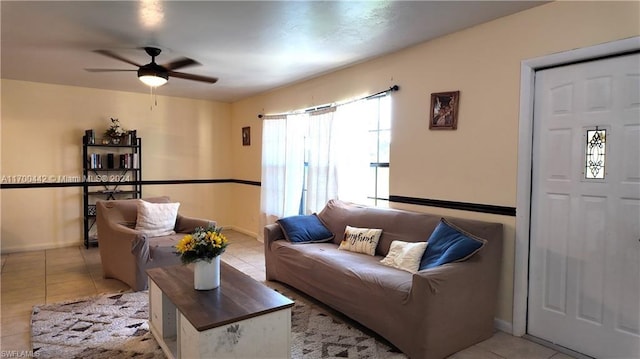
174, 225, 229, 265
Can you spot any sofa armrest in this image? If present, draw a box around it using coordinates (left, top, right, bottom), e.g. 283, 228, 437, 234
264, 223, 284, 244
409, 261, 499, 357
412, 262, 482, 296
174, 214, 216, 234
264, 223, 285, 280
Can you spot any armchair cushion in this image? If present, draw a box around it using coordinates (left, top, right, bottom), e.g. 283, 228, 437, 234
134, 199, 180, 237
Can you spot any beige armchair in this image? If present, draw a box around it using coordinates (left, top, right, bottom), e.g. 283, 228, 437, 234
96, 196, 215, 291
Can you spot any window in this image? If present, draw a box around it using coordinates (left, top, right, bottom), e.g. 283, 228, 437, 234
366, 94, 391, 207
585, 128, 606, 179
261, 93, 392, 223
299, 94, 391, 213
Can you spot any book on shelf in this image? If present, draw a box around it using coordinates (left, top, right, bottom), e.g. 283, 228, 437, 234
88, 153, 138, 170
119, 153, 138, 169
88, 153, 102, 169
107, 153, 115, 169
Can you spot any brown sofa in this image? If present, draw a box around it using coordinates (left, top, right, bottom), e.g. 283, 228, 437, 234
264, 199, 503, 359
96, 196, 215, 291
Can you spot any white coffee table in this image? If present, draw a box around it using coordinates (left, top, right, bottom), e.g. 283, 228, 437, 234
147, 263, 294, 359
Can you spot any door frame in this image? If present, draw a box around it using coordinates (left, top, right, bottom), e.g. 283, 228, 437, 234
513, 36, 640, 337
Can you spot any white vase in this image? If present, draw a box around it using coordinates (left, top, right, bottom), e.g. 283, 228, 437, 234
193, 256, 221, 290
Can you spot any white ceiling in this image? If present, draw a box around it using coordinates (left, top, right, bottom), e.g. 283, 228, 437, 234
1, 1, 544, 103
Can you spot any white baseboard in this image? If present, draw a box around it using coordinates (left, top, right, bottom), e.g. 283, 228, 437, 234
494, 318, 513, 335
1, 240, 83, 254
223, 225, 259, 240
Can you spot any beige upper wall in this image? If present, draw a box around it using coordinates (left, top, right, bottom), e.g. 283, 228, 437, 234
1, 80, 233, 252
229, 1, 640, 324
232, 1, 639, 206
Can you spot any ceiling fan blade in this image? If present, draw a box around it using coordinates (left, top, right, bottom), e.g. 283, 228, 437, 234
94, 50, 141, 67
162, 57, 200, 71
85, 68, 138, 72
169, 71, 218, 84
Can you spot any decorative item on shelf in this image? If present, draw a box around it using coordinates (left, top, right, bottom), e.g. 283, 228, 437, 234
104, 117, 127, 144
84, 129, 95, 144
175, 225, 229, 290
125, 130, 137, 145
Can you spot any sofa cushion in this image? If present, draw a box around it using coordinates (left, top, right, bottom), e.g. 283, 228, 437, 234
277, 214, 334, 243
134, 200, 180, 237
338, 226, 382, 256
380, 240, 428, 273
419, 218, 486, 270
270, 241, 413, 300
318, 199, 438, 256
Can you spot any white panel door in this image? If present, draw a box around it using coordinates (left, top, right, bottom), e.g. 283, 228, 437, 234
529, 53, 640, 359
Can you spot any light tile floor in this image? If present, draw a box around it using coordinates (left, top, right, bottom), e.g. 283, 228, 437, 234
0, 230, 576, 359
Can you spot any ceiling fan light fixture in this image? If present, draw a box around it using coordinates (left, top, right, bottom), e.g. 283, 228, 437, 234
137, 63, 168, 87
139, 74, 167, 87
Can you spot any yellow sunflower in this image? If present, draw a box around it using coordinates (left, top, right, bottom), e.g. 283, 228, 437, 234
175, 234, 194, 253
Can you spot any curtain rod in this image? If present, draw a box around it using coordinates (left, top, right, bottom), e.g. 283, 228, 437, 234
258, 84, 399, 119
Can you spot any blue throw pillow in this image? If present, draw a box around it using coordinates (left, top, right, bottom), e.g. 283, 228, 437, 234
419, 218, 487, 270
277, 214, 334, 244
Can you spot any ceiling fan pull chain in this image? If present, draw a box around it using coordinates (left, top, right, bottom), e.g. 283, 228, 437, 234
148, 85, 159, 110
149, 86, 154, 111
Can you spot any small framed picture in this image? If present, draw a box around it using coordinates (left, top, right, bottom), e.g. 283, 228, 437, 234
429, 91, 460, 130
242, 126, 251, 146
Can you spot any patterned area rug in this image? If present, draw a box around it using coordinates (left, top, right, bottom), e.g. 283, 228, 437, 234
31, 291, 163, 359
31, 284, 407, 359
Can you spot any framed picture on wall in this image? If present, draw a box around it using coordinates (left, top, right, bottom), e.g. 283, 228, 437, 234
242, 126, 251, 146
429, 91, 460, 130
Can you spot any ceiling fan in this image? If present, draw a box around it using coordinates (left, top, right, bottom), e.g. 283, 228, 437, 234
86, 47, 218, 87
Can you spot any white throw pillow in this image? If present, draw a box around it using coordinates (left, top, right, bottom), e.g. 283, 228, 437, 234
338, 226, 383, 256
380, 240, 428, 273
134, 200, 180, 237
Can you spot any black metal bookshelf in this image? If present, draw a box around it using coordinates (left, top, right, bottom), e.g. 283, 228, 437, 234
82, 132, 142, 248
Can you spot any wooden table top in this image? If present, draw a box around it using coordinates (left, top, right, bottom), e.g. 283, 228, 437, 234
147, 262, 294, 332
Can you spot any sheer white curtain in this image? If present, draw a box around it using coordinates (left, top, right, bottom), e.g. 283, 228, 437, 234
305, 107, 338, 214
259, 114, 307, 237
333, 100, 370, 204
260, 98, 375, 238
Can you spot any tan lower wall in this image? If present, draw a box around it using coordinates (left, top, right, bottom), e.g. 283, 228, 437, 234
228, 183, 262, 238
